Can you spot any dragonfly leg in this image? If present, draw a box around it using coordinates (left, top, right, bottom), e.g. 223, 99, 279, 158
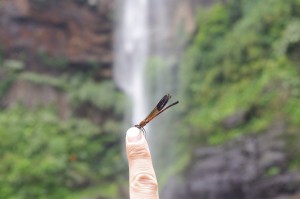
139, 127, 146, 138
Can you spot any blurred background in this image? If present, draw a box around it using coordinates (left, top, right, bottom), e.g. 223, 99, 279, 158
1, 0, 300, 199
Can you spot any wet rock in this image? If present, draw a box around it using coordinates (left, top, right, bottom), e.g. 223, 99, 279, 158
162, 121, 300, 199
221, 110, 247, 129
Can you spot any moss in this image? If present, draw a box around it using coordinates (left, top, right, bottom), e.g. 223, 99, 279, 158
266, 166, 281, 176
19, 72, 66, 90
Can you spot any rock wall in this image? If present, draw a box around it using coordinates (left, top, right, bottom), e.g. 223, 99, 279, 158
0, 0, 114, 76
0, 0, 116, 117
162, 121, 300, 199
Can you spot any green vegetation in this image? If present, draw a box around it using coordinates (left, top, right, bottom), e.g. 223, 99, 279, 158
67, 76, 126, 113
19, 72, 126, 114
38, 50, 69, 69
266, 166, 281, 176
0, 41, 125, 199
0, 59, 24, 100
20, 72, 66, 90
179, 0, 300, 168
0, 106, 123, 199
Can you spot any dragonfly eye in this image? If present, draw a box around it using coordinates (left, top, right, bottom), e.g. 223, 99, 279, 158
156, 94, 171, 111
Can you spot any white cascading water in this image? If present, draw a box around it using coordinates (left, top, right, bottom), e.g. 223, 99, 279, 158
114, 0, 149, 127
114, 0, 181, 178
114, 0, 175, 130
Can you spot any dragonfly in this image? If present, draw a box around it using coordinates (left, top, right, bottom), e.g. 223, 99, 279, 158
135, 94, 179, 133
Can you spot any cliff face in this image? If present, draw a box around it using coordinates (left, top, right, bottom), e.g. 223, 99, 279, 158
0, 0, 114, 76
0, 0, 117, 119
162, 121, 300, 199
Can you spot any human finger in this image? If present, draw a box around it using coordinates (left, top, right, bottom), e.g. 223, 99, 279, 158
126, 127, 159, 199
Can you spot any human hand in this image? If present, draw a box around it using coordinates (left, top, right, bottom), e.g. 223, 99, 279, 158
126, 127, 159, 199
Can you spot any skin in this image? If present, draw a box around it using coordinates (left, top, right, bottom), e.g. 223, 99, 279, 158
126, 127, 159, 199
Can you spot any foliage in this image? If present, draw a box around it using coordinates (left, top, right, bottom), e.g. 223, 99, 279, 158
0, 106, 123, 199
266, 166, 281, 177
19, 72, 66, 90
0, 51, 125, 199
38, 49, 69, 69
19, 72, 126, 114
0, 73, 15, 100
0, 59, 24, 99
3, 60, 25, 71
180, 0, 300, 147
67, 76, 126, 114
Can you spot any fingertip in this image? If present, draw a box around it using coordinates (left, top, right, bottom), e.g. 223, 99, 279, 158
126, 127, 150, 161
126, 127, 140, 135
126, 127, 143, 143
125, 128, 159, 198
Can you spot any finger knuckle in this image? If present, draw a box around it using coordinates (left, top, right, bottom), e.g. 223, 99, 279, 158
131, 173, 158, 193
127, 145, 151, 160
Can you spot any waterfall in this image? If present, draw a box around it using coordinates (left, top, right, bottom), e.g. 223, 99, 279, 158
114, 0, 149, 127
114, 0, 182, 179
114, 0, 177, 129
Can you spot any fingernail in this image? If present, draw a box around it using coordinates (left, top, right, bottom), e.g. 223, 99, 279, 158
127, 127, 143, 143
